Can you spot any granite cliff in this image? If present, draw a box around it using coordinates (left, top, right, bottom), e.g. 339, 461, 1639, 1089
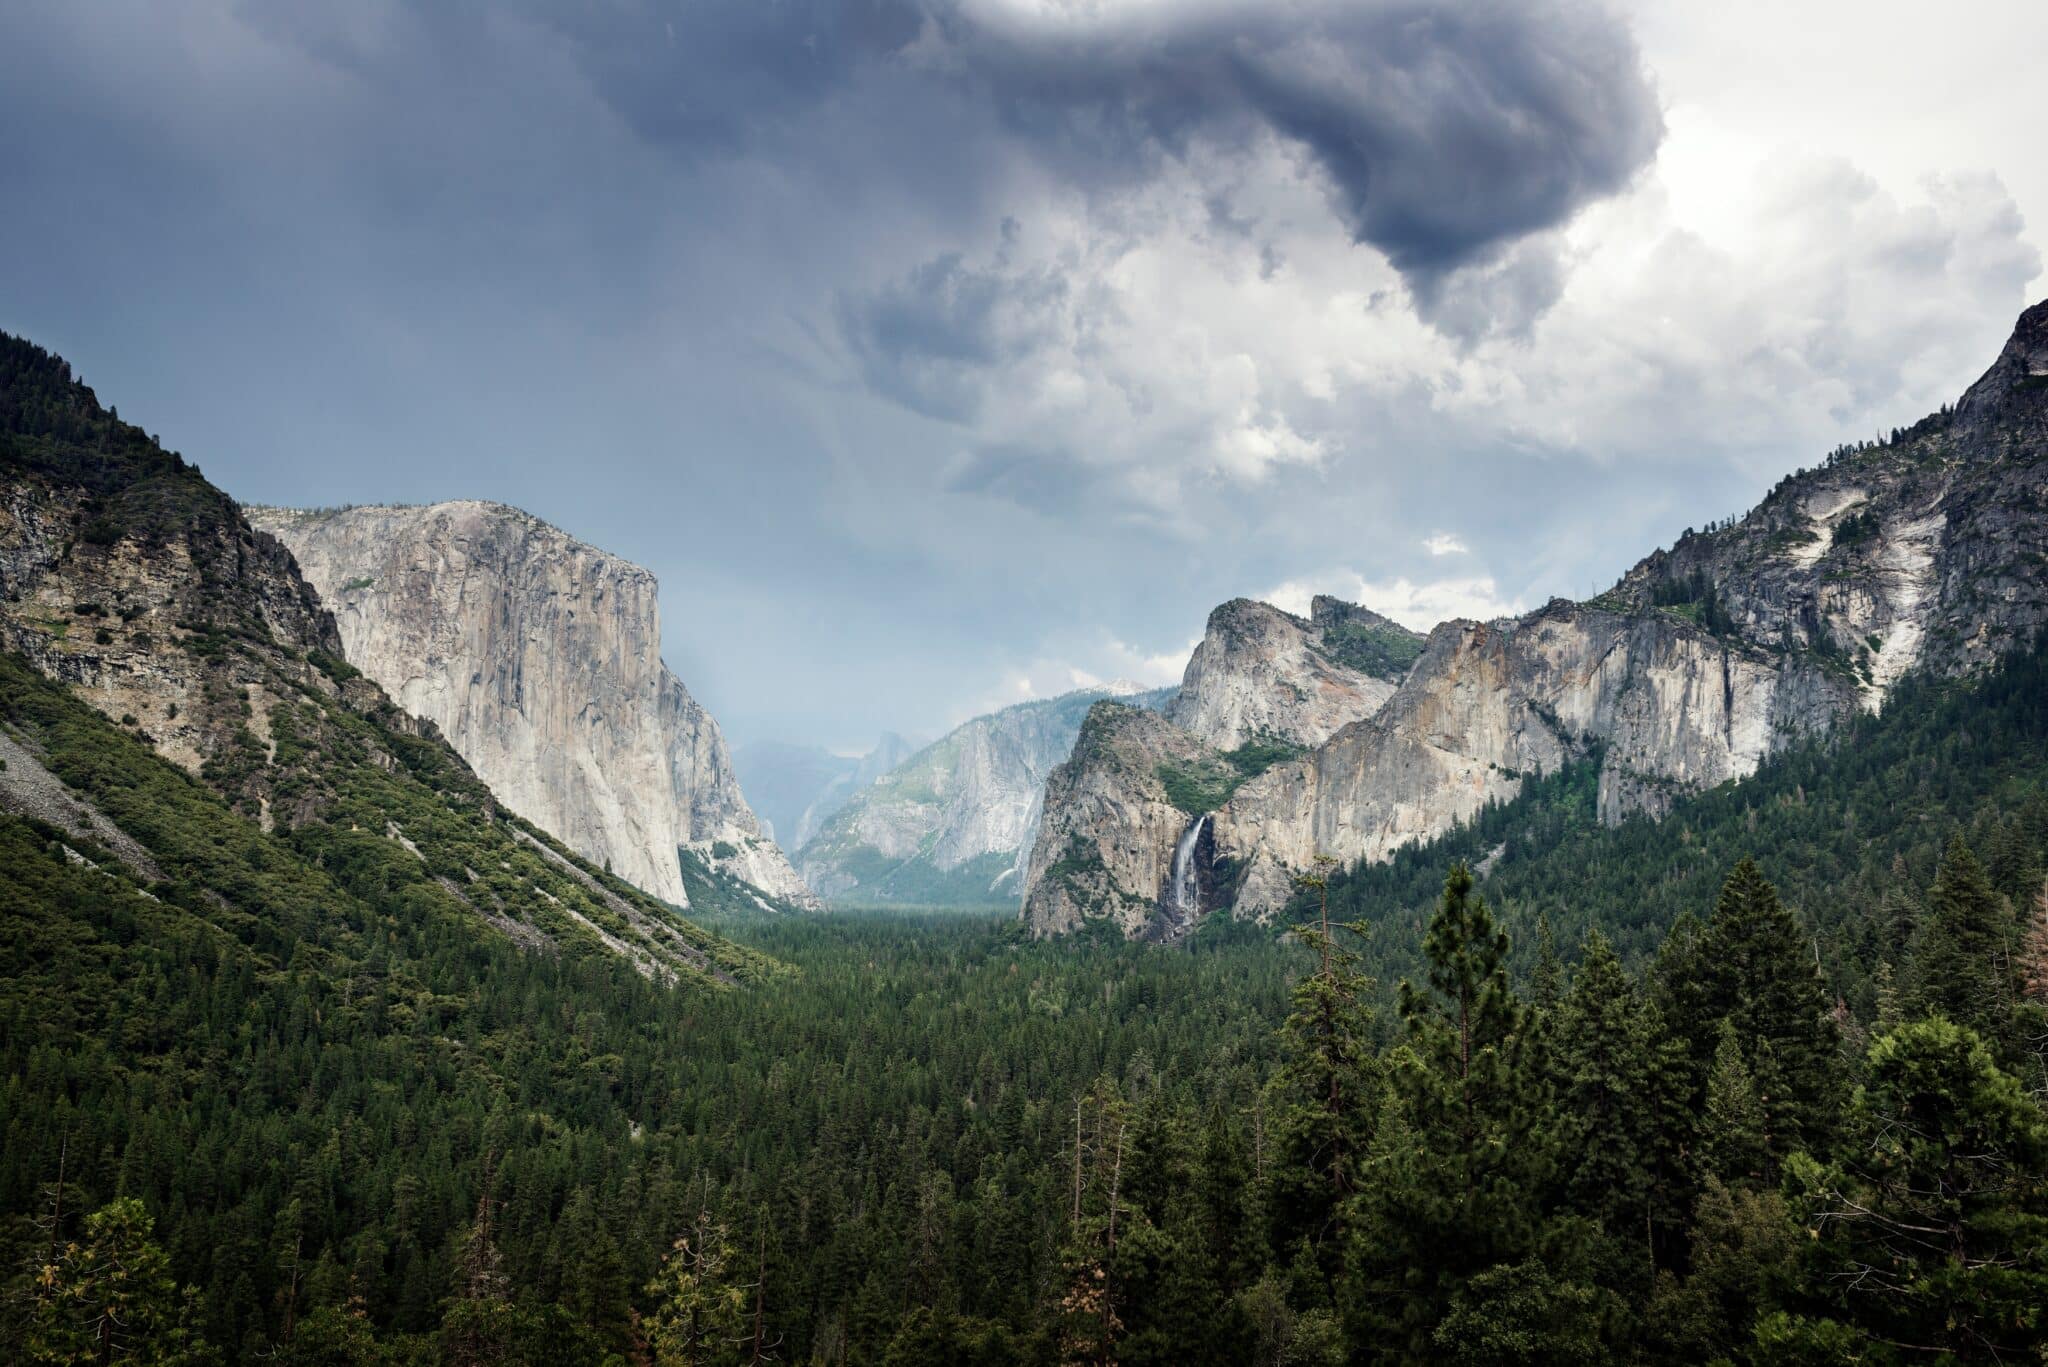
250, 501, 817, 910
1165, 595, 1421, 749
1023, 299, 2048, 937
0, 332, 772, 982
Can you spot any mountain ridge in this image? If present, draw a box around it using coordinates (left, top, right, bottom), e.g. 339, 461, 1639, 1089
1022, 298, 2048, 938
797, 683, 1174, 906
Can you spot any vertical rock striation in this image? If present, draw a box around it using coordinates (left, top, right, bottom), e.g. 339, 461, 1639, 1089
252, 501, 816, 908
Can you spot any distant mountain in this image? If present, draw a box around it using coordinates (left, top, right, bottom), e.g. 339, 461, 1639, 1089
1024, 298, 2048, 938
250, 501, 818, 910
798, 684, 1173, 906
0, 330, 778, 981
735, 732, 916, 849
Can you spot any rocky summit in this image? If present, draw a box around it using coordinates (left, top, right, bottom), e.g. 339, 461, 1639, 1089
1022, 300, 2048, 938
250, 501, 816, 910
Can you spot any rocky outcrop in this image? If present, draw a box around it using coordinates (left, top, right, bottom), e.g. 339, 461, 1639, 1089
1023, 298, 2048, 937
251, 501, 816, 909
799, 685, 1171, 906
1165, 596, 1421, 749
1020, 701, 1224, 939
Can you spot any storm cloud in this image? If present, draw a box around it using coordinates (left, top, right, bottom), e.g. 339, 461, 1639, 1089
0, 0, 2039, 751
486, 0, 1662, 301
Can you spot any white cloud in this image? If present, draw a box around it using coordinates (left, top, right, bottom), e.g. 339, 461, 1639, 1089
1261, 573, 1522, 632
949, 633, 1197, 727
1423, 532, 1468, 557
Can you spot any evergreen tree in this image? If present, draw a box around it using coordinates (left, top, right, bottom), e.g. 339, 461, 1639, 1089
1263, 857, 1377, 1281
16, 1198, 217, 1366
1641, 1179, 1799, 1364
1695, 859, 1841, 1159
1699, 1020, 1767, 1185
1547, 932, 1656, 1243
1911, 835, 2012, 1039
646, 1215, 749, 1367
1349, 864, 1557, 1359
1769, 1018, 2048, 1361
1528, 914, 1564, 1017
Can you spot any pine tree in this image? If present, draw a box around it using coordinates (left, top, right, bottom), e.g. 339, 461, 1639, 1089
1911, 835, 2012, 1038
18, 1197, 216, 1366
1529, 914, 1563, 1016
1769, 1018, 2048, 1360
1056, 1080, 1129, 1367
1699, 1021, 1766, 1185
646, 1214, 748, 1367
1695, 859, 1841, 1158
1349, 864, 1555, 1359
1264, 857, 1377, 1281
1547, 932, 1656, 1242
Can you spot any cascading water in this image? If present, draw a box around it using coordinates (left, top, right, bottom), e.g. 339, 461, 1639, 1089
1165, 813, 1210, 938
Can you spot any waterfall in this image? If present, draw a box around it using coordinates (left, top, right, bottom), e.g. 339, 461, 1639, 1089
1168, 813, 1209, 923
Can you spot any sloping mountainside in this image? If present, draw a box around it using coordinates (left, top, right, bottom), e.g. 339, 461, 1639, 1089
250, 501, 817, 910
798, 684, 1172, 905
1025, 298, 2048, 938
1165, 594, 1421, 749
0, 330, 776, 981
734, 732, 915, 849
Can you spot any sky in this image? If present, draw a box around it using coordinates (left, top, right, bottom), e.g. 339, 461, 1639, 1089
2, 0, 2043, 754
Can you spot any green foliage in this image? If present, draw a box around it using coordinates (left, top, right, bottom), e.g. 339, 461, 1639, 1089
807, 844, 1020, 908
1307, 636, 2048, 1021
1775, 1018, 2048, 1361
13, 1197, 218, 1366
1910, 835, 2012, 1038
1317, 621, 1425, 679
1350, 866, 1561, 1358
1263, 872, 1377, 1279
0, 331, 236, 547
1157, 737, 1306, 815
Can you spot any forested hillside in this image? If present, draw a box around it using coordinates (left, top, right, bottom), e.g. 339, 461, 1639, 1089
3, 324, 2046, 1365
6, 640, 2047, 1362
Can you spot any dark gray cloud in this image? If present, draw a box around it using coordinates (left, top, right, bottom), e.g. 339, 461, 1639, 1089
0, 0, 2033, 756
455, 0, 1660, 299
948, 0, 1661, 287
840, 249, 1072, 421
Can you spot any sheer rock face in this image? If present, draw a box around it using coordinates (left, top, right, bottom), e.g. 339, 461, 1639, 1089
1019, 702, 1220, 938
252, 501, 816, 909
1212, 606, 1856, 918
1164, 596, 1420, 750
798, 686, 1170, 905
1024, 299, 2048, 936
